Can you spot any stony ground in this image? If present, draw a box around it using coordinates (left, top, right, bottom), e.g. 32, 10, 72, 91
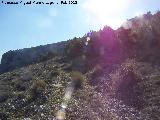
0, 57, 160, 120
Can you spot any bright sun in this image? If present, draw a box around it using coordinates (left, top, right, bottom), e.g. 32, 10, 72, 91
82, 0, 130, 29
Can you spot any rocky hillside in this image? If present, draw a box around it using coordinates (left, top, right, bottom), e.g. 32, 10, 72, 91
0, 41, 67, 74
0, 11, 160, 120
0, 57, 160, 120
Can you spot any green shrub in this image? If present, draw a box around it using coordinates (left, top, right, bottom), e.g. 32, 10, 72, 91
90, 64, 102, 77
30, 80, 46, 99
65, 38, 84, 59
110, 59, 142, 94
109, 59, 146, 108
11, 79, 26, 91
39, 52, 56, 62
70, 71, 84, 89
85, 64, 103, 86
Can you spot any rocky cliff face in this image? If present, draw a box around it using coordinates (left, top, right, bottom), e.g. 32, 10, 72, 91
0, 41, 67, 74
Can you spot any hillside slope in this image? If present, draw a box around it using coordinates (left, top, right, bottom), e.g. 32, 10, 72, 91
0, 41, 67, 74
0, 57, 160, 120
0, 11, 160, 120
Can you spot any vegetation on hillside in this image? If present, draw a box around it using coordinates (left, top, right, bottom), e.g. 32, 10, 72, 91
0, 11, 160, 119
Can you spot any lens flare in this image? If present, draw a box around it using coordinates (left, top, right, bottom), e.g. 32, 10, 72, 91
82, 0, 130, 28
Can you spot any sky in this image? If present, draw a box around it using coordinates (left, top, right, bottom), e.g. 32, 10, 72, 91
0, 0, 160, 61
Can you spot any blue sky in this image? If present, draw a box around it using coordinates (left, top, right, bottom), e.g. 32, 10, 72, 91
0, 0, 160, 61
